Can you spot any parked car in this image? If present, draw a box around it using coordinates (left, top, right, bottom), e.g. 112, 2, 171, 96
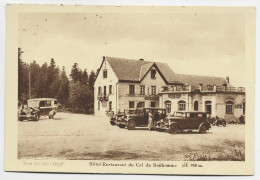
215, 116, 226, 127
208, 116, 226, 127
18, 107, 40, 121
110, 109, 136, 127
18, 98, 58, 121
156, 111, 211, 134
118, 107, 167, 130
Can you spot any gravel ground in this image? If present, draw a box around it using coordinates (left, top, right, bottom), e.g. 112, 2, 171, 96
18, 112, 245, 161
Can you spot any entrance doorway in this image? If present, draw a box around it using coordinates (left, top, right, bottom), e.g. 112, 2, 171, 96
243, 101, 245, 115
109, 101, 112, 111
194, 101, 198, 111
205, 101, 212, 115
150, 102, 156, 107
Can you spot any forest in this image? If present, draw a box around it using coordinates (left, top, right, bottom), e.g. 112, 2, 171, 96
18, 48, 98, 114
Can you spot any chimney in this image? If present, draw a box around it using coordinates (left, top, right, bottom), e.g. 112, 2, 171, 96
226, 76, 229, 83
139, 58, 144, 61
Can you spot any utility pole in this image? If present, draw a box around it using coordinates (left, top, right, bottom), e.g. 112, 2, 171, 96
28, 65, 31, 99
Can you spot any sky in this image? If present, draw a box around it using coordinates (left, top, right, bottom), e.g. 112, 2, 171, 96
18, 9, 246, 86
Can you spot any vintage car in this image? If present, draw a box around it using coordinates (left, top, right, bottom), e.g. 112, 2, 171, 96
208, 116, 226, 127
110, 109, 136, 127
117, 107, 167, 130
156, 111, 211, 134
18, 98, 58, 121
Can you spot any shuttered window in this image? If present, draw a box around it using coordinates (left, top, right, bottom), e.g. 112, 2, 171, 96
129, 85, 135, 95
140, 85, 145, 95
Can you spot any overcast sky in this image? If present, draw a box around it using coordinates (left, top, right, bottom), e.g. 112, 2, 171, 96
18, 10, 245, 86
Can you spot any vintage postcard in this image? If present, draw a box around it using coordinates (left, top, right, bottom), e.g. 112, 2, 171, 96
5, 4, 255, 175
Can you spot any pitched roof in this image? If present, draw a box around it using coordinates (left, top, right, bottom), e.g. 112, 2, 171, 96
177, 74, 233, 88
102, 56, 233, 87
105, 56, 182, 84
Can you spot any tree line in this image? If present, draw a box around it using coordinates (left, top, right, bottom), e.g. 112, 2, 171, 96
18, 47, 98, 114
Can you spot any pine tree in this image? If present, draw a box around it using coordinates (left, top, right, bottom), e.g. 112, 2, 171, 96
80, 68, 88, 86
88, 70, 96, 89
70, 63, 81, 82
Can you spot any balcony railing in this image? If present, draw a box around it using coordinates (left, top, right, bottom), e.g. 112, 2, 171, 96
160, 85, 191, 93
216, 86, 245, 92
144, 95, 159, 100
160, 85, 245, 93
200, 86, 245, 92
97, 93, 108, 101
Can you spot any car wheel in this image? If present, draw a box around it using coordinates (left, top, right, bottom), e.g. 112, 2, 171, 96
127, 120, 136, 130
110, 121, 116, 126
199, 124, 207, 134
34, 114, 40, 121
169, 124, 178, 134
119, 124, 125, 128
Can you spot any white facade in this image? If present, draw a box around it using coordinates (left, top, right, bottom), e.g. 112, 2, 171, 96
94, 59, 167, 115
94, 59, 118, 116
94, 57, 245, 122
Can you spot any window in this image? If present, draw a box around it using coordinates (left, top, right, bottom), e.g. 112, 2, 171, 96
151, 69, 156, 79
129, 85, 135, 95
151, 102, 156, 107
165, 100, 171, 113
151, 86, 156, 95
162, 87, 168, 92
187, 113, 195, 118
178, 100, 186, 111
104, 86, 106, 95
140, 85, 145, 95
137, 102, 145, 108
109, 101, 112, 111
103, 69, 107, 78
98, 86, 102, 94
226, 101, 234, 115
194, 101, 198, 111
197, 113, 203, 118
109, 85, 112, 94
129, 101, 135, 108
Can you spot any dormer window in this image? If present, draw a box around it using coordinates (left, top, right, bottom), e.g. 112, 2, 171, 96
103, 69, 107, 78
151, 69, 156, 79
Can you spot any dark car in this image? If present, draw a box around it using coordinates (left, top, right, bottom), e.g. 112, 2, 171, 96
156, 111, 211, 134
208, 116, 226, 126
18, 98, 57, 121
110, 109, 136, 128
118, 107, 167, 130
18, 107, 40, 121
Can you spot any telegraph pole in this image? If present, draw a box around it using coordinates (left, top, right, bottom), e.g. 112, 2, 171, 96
28, 65, 31, 99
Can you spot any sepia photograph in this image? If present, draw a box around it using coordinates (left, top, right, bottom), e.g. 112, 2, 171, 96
4, 4, 255, 175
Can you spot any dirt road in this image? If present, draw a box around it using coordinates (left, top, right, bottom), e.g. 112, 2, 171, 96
18, 112, 245, 161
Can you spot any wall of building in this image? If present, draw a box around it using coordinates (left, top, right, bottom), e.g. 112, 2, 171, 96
215, 93, 245, 120
94, 60, 118, 116
117, 66, 167, 112
159, 92, 245, 120
160, 93, 191, 114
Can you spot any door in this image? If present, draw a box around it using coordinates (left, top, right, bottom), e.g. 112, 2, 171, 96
205, 101, 212, 115
108, 101, 112, 111
136, 109, 146, 126
194, 101, 199, 111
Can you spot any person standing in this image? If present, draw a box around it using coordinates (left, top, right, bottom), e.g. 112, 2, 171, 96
148, 111, 154, 131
